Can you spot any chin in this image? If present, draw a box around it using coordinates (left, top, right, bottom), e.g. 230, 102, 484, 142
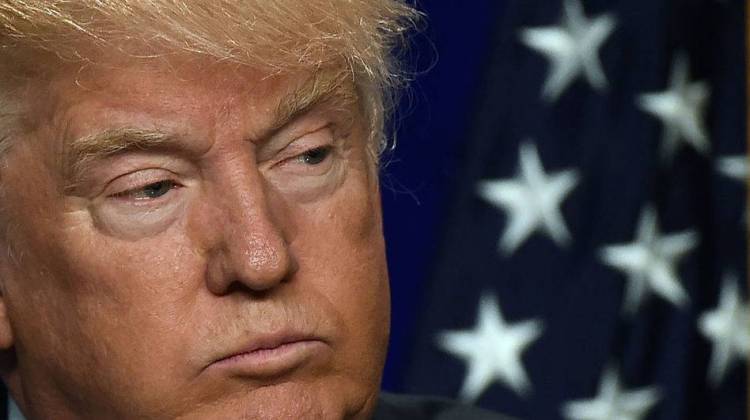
175, 380, 377, 420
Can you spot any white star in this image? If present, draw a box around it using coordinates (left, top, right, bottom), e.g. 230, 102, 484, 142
477, 141, 579, 255
716, 155, 748, 182
519, 0, 616, 101
716, 155, 748, 224
562, 368, 661, 420
637, 54, 711, 160
698, 273, 750, 386
599, 206, 699, 314
436, 293, 543, 401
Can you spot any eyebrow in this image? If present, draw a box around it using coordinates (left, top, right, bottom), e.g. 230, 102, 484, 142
63, 70, 358, 188
268, 70, 358, 134
63, 128, 178, 190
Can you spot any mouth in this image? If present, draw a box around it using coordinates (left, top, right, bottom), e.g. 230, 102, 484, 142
207, 333, 329, 378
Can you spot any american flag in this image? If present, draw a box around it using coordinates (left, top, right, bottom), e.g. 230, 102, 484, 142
389, 0, 748, 419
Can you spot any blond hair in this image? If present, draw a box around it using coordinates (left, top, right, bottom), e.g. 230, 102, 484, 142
0, 0, 419, 157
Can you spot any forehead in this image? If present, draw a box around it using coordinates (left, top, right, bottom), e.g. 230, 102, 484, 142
14, 55, 360, 169
34, 60, 290, 137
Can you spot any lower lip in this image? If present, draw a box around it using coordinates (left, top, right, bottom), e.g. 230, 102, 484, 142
210, 340, 328, 377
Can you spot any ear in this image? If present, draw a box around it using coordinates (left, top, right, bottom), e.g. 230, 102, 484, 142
0, 250, 16, 351
0, 282, 14, 350
0, 232, 21, 352
0, 295, 14, 350
0, 255, 21, 394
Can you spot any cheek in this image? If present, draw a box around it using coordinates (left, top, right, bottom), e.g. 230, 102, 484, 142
293, 169, 390, 367
299, 169, 386, 292
55, 228, 203, 347
4, 213, 206, 403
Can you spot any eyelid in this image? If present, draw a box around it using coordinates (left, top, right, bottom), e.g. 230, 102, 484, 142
68, 150, 195, 199
257, 116, 335, 161
110, 179, 181, 200
262, 125, 337, 166
101, 168, 182, 199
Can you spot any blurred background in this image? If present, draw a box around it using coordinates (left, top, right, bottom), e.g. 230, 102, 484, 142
380, 1, 748, 419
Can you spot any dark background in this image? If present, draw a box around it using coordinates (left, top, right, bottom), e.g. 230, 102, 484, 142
380, 0, 505, 391
379, 5, 747, 419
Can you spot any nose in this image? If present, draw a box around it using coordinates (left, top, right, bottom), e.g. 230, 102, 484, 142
205, 163, 296, 296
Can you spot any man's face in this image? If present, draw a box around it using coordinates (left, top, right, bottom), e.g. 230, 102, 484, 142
0, 58, 390, 419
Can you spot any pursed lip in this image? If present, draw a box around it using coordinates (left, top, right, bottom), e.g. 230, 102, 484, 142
206, 331, 329, 377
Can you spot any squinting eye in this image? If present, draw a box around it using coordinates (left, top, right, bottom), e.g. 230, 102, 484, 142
297, 146, 332, 165
113, 180, 179, 201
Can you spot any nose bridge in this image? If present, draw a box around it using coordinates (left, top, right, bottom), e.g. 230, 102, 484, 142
210, 154, 294, 295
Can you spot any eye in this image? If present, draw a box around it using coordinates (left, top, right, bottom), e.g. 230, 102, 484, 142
296, 146, 333, 165
112, 180, 180, 201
